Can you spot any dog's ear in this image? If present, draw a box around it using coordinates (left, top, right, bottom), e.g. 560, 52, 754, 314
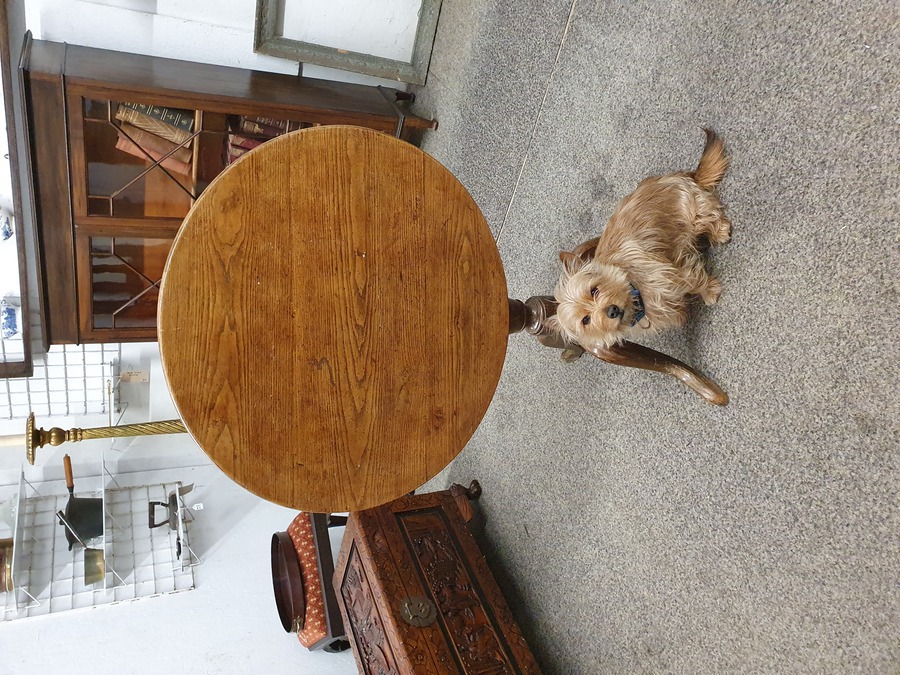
559, 251, 585, 275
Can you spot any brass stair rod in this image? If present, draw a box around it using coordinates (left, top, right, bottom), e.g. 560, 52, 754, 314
25, 413, 187, 465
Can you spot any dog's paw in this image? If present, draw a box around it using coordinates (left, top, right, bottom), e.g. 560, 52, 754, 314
561, 347, 584, 363
710, 217, 732, 245
700, 278, 722, 305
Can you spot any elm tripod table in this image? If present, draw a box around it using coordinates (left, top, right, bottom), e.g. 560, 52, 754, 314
158, 126, 725, 514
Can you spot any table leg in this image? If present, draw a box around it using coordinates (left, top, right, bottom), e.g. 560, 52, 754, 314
449, 480, 483, 525
582, 341, 729, 406
508, 296, 728, 405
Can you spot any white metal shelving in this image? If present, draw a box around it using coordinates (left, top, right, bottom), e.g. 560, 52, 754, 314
1, 458, 197, 621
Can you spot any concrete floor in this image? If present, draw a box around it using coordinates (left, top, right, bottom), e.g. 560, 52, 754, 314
413, 1, 899, 673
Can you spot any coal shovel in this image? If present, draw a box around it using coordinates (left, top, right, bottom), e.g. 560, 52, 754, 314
56, 510, 105, 586
59, 455, 103, 550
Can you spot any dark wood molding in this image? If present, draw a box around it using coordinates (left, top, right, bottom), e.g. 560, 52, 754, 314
309, 512, 346, 649
23, 39, 76, 344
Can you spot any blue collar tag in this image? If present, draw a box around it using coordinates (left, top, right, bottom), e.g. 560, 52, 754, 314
629, 285, 646, 326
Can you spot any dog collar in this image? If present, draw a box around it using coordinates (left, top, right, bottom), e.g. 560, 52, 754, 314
629, 284, 646, 326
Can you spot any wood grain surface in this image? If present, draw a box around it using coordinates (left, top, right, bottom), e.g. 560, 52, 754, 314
158, 126, 508, 512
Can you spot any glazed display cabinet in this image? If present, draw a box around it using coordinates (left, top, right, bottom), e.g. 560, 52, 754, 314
22, 34, 435, 344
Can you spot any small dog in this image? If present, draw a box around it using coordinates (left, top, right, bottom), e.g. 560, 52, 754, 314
550, 129, 731, 348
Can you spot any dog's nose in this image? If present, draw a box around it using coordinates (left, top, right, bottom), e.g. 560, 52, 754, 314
606, 305, 622, 319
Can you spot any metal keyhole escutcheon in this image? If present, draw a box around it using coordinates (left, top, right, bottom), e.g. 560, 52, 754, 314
400, 596, 438, 627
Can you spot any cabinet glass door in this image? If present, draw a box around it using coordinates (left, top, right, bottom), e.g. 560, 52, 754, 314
78, 98, 230, 219
75, 231, 176, 341
68, 93, 309, 342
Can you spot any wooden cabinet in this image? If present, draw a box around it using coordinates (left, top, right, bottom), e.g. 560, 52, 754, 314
22, 35, 435, 344
334, 484, 542, 674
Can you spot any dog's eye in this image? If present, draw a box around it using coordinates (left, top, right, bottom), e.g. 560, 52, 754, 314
606, 305, 622, 319
581, 316, 591, 326
590, 286, 598, 297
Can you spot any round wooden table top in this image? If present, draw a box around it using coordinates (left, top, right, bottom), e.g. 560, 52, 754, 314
158, 126, 508, 512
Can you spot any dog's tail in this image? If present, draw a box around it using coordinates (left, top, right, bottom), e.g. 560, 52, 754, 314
693, 128, 729, 190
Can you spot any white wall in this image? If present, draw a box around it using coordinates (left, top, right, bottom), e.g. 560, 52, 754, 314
0, 1, 427, 671
35, 0, 413, 88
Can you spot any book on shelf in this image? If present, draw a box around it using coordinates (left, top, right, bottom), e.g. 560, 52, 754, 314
115, 133, 192, 177
223, 116, 313, 164
120, 101, 195, 133
115, 104, 194, 146
228, 134, 265, 151
246, 115, 289, 131
225, 145, 250, 165
118, 122, 192, 164
238, 118, 286, 138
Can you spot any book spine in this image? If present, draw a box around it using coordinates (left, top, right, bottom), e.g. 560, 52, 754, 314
119, 122, 192, 164
239, 119, 284, 138
285, 121, 309, 132
121, 101, 195, 132
228, 134, 265, 151
226, 146, 247, 165
115, 106, 193, 146
246, 115, 288, 131
115, 134, 192, 177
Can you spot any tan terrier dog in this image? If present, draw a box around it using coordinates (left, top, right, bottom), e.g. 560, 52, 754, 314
551, 129, 731, 348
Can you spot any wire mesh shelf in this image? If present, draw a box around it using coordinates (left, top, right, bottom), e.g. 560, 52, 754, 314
1, 344, 122, 420
1, 460, 196, 621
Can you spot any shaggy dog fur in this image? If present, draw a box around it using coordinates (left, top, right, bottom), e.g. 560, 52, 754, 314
550, 129, 731, 348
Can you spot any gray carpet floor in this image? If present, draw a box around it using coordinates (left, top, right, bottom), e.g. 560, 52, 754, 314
410, 1, 899, 673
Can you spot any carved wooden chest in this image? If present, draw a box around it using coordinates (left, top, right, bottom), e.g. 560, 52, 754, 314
334, 484, 541, 674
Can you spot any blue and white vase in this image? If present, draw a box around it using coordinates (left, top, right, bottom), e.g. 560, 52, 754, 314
0, 212, 11, 242
0, 297, 20, 340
